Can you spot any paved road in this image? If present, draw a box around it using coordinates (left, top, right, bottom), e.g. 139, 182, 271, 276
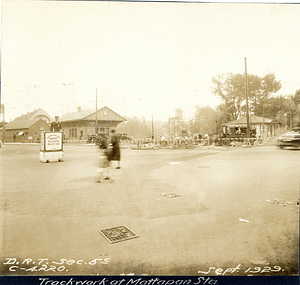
0, 143, 299, 276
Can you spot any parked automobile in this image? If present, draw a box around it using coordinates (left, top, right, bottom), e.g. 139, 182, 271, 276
277, 128, 300, 149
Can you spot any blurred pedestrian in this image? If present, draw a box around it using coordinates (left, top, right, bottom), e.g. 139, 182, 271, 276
96, 136, 113, 183
110, 129, 121, 169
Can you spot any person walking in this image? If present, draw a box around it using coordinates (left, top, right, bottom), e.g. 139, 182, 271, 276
110, 129, 121, 169
96, 136, 113, 183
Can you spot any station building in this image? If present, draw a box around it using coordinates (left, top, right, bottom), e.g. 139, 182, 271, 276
59, 106, 126, 142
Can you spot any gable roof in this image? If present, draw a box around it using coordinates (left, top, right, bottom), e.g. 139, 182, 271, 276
13, 108, 53, 122
59, 106, 126, 122
224, 115, 279, 127
59, 108, 96, 121
4, 118, 46, 130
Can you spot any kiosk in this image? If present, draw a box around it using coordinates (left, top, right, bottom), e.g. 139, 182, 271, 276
40, 132, 64, 163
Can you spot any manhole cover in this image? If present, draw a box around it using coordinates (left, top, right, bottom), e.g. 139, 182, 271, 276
99, 225, 139, 243
162, 192, 182, 198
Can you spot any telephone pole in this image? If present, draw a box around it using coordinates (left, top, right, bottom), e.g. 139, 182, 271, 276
1, 104, 5, 143
151, 114, 154, 141
95, 88, 98, 134
244, 57, 250, 138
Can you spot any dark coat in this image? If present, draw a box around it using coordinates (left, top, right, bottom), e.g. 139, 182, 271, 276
50, 122, 62, 132
110, 134, 120, 161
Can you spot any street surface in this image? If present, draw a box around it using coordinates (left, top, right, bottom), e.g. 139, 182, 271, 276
0, 143, 299, 276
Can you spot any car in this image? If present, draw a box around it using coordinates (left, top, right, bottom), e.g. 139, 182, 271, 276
277, 129, 300, 149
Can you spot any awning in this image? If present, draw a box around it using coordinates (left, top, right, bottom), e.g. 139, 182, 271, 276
18, 132, 24, 135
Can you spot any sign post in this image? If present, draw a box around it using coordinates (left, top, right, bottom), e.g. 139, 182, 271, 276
40, 132, 64, 163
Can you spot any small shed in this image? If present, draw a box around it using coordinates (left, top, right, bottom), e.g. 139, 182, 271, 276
222, 115, 281, 136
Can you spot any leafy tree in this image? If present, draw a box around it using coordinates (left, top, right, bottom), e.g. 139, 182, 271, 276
118, 116, 166, 139
117, 116, 151, 138
212, 72, 282, 120
169, 108, 187, 135
215, 103, 233, 125
212, 73, 245, 120
192, 105, 219, 136
247, 74, 262, 114
287, 89, 300, 128
261, 73, 282, 95
256, 73, 282, 117
256, 95, 286, 120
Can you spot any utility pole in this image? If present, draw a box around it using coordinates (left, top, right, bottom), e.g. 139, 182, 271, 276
95, 88, 98, 134
244, 57, 250, 138
263, 93, 265, 136
1, 104, 5, 143
151, 114, 154, 141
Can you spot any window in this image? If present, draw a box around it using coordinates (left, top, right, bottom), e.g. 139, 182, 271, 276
34, 131, 38, 136
69, 128, 77, 138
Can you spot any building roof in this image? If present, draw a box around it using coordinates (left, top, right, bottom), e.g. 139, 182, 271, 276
59, 106, 126, 122
4, 118, 42, 130
224, 115, 279, 127
59, 108, 96, 121
13, 108, 53, 122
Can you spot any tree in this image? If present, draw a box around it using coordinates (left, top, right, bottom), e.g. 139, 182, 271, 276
117, 116, 166, 139
117, 116, 151, 138
294, 89, 300, 128
212, 72, 282, 120
192, 105, 219, 136
215, 103, 231, 131
261, 73, 282, 95
169, 108, 187, 135
256, 73, 282, 117
212, 73, 245, 120
247, 74, 262, 114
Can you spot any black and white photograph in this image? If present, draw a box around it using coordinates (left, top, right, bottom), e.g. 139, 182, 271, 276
0, 0, 299, 284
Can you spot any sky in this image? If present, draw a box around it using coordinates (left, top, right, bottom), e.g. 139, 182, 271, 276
1, 1, 300, 122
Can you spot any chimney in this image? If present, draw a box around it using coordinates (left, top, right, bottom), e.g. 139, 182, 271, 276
78, 107, 81, 112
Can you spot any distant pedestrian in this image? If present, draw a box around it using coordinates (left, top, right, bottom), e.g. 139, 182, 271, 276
50, 116, 62, 132
96, 136, 113, 183
109, 129, 121, 169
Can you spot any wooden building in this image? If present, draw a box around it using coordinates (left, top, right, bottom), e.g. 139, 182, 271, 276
222, 115, 281, 137
1, 119, 51, 143
0, 109, 53, 143
59, 106, 126, 142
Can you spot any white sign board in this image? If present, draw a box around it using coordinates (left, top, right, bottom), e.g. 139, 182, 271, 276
41, 132, 63, 151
